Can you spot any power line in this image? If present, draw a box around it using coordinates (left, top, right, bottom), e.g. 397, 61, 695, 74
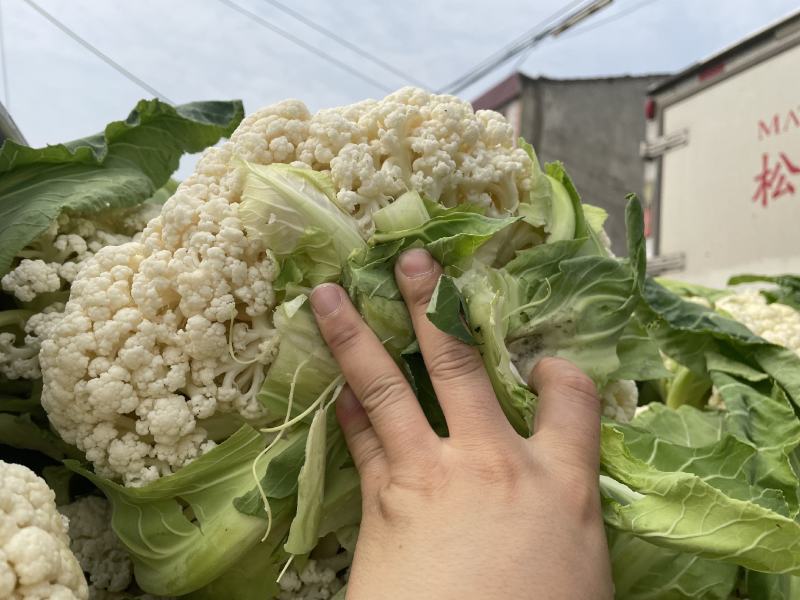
21, 0, 173, 103
215, 0, 393, 93
439, 0, 589, 94
0, 0, 10, 108
513, 0, 658, 72
258, 0, 428, 88
558, 0, 660, 39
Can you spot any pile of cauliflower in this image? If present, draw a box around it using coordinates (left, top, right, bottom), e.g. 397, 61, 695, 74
0, 459, 344, 600
1, 206, 162, 382
39, 87, 539, 486
715, 290, 800, 356
0, 460, 88, 600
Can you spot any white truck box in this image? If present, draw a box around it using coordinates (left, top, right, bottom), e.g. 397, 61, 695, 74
642, 11, 800, 286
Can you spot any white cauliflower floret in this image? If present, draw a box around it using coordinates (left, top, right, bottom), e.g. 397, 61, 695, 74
1, 202, 161, 384
0, 460, 88, 600
0, 332, 40, 380
707, 386, 726, 411
42, 88, 533, 486
278, 559, 347, 600
59, 496, 132, 597
0, 304, 66, 380
599, 379, 638, 423
715, 290, 800, 355
25, 304, 66, 349
1, 259, 61, 302
3, 206, 160, 304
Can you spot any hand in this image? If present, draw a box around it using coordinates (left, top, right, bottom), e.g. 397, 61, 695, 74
310, 248, 613, 600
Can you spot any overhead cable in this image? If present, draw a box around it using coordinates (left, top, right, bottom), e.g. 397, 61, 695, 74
260, 0, 428, 87
440, 0, 614, 94
558, 0, 661, 39
21, 0, 174, 103
216, 0, 393, 93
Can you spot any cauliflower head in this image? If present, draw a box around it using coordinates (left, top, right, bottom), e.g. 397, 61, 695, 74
715, 290, 800, 356
278, 558, 348, 600
0, 460, 88, 600
59, 496, 132, 597
41, 88, 534, 486
599, 379, 638, 423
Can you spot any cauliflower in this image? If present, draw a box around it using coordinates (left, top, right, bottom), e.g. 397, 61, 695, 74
0, 260, 61, 303
0, 305, 65, 381
715, 290, 800, 355
1, 209, 160, 304
509, 341, 636, 424
278, 558, 348, 600
59, 497, 133, 598
599, 379, 638, 423
707, 386, 726, 411
41, 88, 534, 486
0, 460, 88, 600
0, 204, 163, 382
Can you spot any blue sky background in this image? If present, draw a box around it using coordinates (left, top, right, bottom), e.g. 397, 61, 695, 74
2, 0, 798, 152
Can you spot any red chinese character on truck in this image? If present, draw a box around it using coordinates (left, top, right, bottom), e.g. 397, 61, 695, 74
752, 152, 800, 207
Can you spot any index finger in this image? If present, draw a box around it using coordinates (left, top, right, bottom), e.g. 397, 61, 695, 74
310, 283, 438, 460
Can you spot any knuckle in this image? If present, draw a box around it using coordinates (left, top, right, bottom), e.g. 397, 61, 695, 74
557, 472, 603, 524
536, 358, 598, 405
358, 374, 409, 415
538, 446, 601, 514
556, 372, 598, 404
374, 482, 408, 524
349, 430, 383, 471
455, 438, 532, 489
409, 280, 437, 311
324, 319, 361, 353
479, 450, 527, 482
425, 342, 480, 382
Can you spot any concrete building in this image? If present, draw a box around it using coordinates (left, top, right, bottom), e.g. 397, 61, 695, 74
473, 73, 665, 254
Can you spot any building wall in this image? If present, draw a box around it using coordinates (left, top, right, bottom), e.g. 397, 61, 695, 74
518, 75, 663, 254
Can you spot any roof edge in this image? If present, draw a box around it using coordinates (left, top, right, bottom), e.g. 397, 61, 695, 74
471, 72, 670, 110
648, 8, 800, 94
471, 74, 521, 111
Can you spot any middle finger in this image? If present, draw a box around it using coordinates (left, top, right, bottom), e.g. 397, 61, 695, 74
395, 249, 513, 439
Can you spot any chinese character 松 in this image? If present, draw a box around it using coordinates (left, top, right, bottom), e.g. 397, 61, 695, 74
753, 152, 800, 207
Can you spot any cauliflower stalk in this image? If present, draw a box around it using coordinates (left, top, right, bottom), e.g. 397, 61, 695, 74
0, 460, 88, 600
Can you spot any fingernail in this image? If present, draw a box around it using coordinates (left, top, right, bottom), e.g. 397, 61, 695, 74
310, 284, 342, 317
398, 248, 434, 278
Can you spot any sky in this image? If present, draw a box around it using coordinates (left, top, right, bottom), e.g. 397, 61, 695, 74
2, 0, 799, 160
